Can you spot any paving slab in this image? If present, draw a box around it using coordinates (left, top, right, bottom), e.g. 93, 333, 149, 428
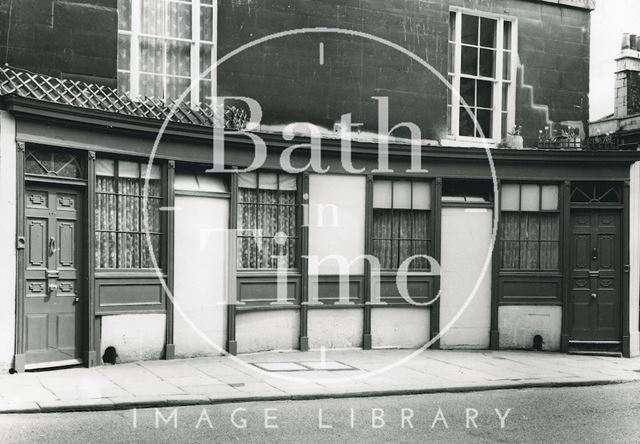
0, 350, 639, 413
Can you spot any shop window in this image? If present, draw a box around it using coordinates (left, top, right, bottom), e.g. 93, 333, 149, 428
237, 172, 298, 270
500, 183, 560, 270
95, 159, 163, 269
372, 180, 432, 270
448, 10, 516, 141
25, 146, 83, 179
117, 0, 216, 105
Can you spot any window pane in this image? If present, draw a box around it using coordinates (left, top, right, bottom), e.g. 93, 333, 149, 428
449, 11, 456, 42
117, 71, 130, 94
502, 83, 509, 111
412, 182, 431, 210
166, 76, 190, 100
119, 161, 140, 178
480, 17, 497, 48
460, 77, 475, 108
521, 184, 541, 211
476, 80, 492, 108
479, 48, 495, 78
373, 180, 392, 209
199, 80, 212, 106
502, 51, 511, 80
118, 34, 130, 70
448, 42, 455, 73
259, 172, 278, 190
141, 234, 161, 268
476, 109, 492, 138
393, 181, 412, 209
141, 0, 164, 36
279, 174, 297, 191
118, 0, 131, 31
503, 21, 512, 50
166, 40, 191, 77
501, 184, 520, 210
459, 108, 475, 137
140, 37, 163, 74
541, 185, 559, 210
118, 233, 140, 268
461, 14, 478, 45
238, 172, 257, 189
200, 45, 213, 79
201, 5, 214, 42
461, 46, 478, 75
500, 212, 520, 268
167, 1, 192, 39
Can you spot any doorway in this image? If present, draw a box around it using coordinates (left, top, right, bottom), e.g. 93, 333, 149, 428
568, 210, 621, 351
23, 186, 83, 368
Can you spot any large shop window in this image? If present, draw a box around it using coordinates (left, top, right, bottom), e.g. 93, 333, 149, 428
448, 10, 516, 141
500, 184, 560, 270
117, 0, 216, 105
95, 159, 163, 269
237, 172, 298, 270
372, 180, 432, 270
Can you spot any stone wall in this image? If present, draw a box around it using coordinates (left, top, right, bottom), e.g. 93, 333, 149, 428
0, 0, 117, 87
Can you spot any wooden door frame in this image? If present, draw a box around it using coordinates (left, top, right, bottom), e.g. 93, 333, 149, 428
14, 142, 90, 372
563, 204, 625, 352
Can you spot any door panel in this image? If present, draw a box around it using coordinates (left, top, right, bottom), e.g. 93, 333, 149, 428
569, 211, 621, 344
24, 187, 83, 366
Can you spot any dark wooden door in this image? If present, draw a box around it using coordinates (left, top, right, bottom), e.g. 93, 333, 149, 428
24, 187, 82, 366
569, 211, 620, 343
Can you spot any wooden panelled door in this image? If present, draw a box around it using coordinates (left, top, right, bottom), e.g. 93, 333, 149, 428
24, 186, 83, 366
569, 210, 621, 347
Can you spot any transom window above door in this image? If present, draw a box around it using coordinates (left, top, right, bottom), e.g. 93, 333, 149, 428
448, 9, 516, 142
25, 146, 83, 179
117, 0, 217, 106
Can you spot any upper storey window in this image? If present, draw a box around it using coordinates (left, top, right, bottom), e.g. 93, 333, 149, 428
448, 9, 516, 143
117, 0, 217, 106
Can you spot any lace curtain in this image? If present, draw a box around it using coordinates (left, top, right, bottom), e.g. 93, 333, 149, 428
95, 159, 162, 269
118, 0, 216, 104
372, 209, 430, 270
237, 173, 297, 270
501, 212, 559, 270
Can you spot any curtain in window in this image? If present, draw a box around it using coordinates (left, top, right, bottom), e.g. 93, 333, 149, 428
372, 209, 430, 270
95, 159, 162, 269
500, 212, 559, 270
237, 173, 297, 270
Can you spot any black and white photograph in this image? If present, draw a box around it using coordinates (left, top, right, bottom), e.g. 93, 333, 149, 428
0, 0, 639, 442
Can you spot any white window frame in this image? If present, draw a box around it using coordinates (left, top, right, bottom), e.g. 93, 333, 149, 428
447, 7, 517, 145
117, 0, 218, 106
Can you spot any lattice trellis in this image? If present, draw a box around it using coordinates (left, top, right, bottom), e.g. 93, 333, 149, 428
0, 65, 247, 129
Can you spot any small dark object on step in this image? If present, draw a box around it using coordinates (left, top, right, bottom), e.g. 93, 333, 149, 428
533, 335, 543, 351
103, 346, 118, 364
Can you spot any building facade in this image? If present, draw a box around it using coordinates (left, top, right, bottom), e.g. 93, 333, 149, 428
1, 0, 639, 373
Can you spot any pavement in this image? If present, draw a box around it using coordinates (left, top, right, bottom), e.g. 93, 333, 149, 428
1, 349, 640, 414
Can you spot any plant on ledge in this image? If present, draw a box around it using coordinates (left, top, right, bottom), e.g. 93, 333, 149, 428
538, 125, 581, 149
498, 125, 524, 149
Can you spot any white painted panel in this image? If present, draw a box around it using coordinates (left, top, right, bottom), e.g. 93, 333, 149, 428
175, 172, 228, 192
498, 306, 561, 351
174, 195, 228, 357
308, 174, 366, 275
236, 311, 299, 353
308, 309, 363, 349
439, 207, 492, 348
629, 161, 640, 356
101, 314, 166, 362
0, 111, 16, 371
372, 307, 430, 348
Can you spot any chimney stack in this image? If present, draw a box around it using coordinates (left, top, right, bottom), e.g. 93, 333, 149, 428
615, 33, 640, 118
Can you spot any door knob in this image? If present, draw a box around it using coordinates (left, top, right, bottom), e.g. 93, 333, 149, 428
592, 247, 597, 261
591, 292, 597, 300
48, 283, 58, 298
73, 296, 80, 304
